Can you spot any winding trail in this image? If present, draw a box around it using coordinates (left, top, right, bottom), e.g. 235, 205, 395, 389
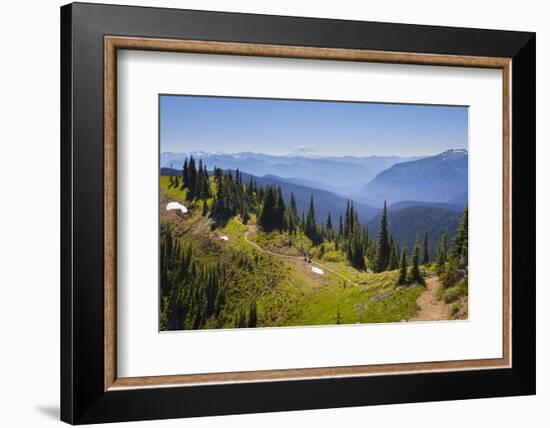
409, 276, 449, 321
239, 223, 361, 287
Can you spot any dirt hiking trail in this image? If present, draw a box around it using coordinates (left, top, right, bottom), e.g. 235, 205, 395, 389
409, 276, 449, 321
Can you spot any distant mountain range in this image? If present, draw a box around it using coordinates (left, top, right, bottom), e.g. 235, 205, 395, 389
160, 150, 418, 199
362, 149, 468, 205
161, 148, 468, 240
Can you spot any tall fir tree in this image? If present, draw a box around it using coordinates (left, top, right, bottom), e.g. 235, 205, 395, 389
388, 234, 398, 270
350, 229, 366, 270
410, 239, 423, 283
397, 248, 408, 285
326, 212, 333, 230
441, 229, 449, 261
344, 200, 350, 237
284, 192, 299, 234
202, 167, 210, 198
374, 201, 391, 272
450, 206, 468, 267
169, 163, 175, 188
181, 159, 188, 190
248, 300, 258, 328
274, 187, 286, 232
187, 156, 197, 200
436, 239, 447, 274
422, 231, 429, 265
304, 195, 317, 243
258, 186, 277, 232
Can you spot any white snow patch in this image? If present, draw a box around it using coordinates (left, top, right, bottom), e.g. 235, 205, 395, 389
166, 202, 188, 214
220, 235, 229, 241
311, 267, 324, 275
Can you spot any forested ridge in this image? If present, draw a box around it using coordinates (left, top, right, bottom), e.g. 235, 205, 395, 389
161, 156, 468, 330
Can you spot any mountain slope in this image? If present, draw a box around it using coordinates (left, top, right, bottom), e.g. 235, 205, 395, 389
362, 149, 468, 205
243, 172, 379, 223
160, 168, 379, 223
389, 200, 464, 212
368, 205, 462, 258
161, 151, 417, 199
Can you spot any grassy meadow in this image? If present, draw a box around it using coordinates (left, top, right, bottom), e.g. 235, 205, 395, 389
159, 174, 428, 330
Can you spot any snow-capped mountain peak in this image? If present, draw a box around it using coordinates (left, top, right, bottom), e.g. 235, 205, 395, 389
288, 146, 316, 157
437, 148, 468, 161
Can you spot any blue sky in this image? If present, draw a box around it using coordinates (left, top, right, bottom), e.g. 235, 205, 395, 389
160, 95, 468, 157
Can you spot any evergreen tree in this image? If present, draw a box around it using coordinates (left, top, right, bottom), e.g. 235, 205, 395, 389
350, 229, 366, 270
284, 192, 298, 234
274, 187, 286, 232
344, 200, 351, 238
410, 239, 423, 283
305, 195, 317, 243
197, 159, 204, 197
248, 300, 258, 328
440, 206, 469, 289
258, 187, 277, 232
290, 192, 298, 217
169, 163, 174, 188
349, 201, 356, 234
450, 206, 468, 267
235, 168, 241, 186
388, 234, 398, 270
326, 212, 333, 230
397, 248, 408, 285
181, 159, 188, 190
374, 201, 391, 272
187, 156, 197, 199
235, 308, 248, 328
202, 167, 210, 198
436, 240, 446, 274
247, 176, 254, 199
242, 203, 250, 225
201, 199, 208, 216
441, 229, 449, 261
335, 306, 341, 325
422, 231, 430, 265
160, 227, 230, 331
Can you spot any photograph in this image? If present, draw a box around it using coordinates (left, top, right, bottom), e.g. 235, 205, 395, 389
53, 2, 537, 424
159, 95, 469, 331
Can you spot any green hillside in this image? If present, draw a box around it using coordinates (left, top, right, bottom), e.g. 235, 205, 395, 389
159, 158, 466, 331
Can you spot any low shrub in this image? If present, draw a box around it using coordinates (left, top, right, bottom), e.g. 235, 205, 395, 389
450, 303, 461, 317
322, 250, 344, 262
443, 280, 468, 304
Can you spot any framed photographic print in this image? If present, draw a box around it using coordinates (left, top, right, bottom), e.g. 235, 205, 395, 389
61, 2, 536, 424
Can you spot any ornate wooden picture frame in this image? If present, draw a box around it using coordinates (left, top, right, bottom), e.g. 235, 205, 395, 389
61, 2, 535, 424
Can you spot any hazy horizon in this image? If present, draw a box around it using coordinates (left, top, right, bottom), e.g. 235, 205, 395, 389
160, 147, 467, 159
160, 95, 468, 157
